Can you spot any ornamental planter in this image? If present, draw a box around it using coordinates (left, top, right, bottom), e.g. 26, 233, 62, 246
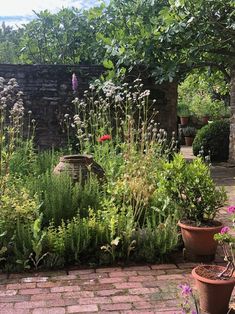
53, 155, 105, 183
178, 220, 223, 261
180, 116, 189, 126
184, 136, 194, 146
192, 265, 235, 314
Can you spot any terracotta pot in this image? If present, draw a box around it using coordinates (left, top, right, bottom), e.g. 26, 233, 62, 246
53, 155, 105, 183
178, 220, 223, 260
192, 265, 235, 314
180, 116, 189, 126
201, 116, 209, 125
184, 136, 194, 146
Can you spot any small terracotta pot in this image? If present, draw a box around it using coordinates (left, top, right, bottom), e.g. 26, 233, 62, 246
201, 116, 209, 125
184, 136, 194, 146
178, 220, 223, 259
192, 265, 235, 314
180, 116, 189, 126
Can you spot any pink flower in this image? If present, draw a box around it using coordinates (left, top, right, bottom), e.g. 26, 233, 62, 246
220, 226, 230, 234
72, 73, 78, 92
97, 134, 112, 142
227, 206, 235, 214
179, 284, 192, 296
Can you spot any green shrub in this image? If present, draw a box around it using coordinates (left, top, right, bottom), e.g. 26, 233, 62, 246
45, 217, 92, 265
134, 215, 179, 263
9, 140, 37, 177
155, 154, 227, 225
193, 120, 230, 162
31, 172, 101, 226
34, 150, 60, 175
0, 176, 40, 237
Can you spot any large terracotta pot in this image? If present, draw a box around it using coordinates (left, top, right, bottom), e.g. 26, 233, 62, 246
192, 265, 235, 314
180, 116, 189, 126
178, 220, 223, 260
53, 155, 105, 183
184, 136, 194, 146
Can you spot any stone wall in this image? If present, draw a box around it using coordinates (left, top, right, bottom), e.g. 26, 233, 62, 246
0, 64, 177, 149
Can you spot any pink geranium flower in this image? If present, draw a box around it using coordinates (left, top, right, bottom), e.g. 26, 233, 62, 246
227, 206, 235, 214
220, 226, 230, 234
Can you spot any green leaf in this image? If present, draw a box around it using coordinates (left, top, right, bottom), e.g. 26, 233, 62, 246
103, 59, 114, 69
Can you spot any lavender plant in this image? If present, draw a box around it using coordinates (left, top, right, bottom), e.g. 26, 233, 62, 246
178, 283, 200, 314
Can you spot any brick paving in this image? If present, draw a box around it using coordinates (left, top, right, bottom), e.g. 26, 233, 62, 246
0, 146, 235, 314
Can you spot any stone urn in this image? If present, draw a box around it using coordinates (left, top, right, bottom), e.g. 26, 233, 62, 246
53, 155, 105, 183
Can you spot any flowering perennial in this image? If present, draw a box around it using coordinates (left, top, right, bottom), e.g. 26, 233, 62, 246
72, 73, 78, 92
178, 283, 199, 314
214, 206, 235, 278
97, 134, 112, 142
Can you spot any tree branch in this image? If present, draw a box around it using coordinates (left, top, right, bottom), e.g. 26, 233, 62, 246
179, 62, 231, 83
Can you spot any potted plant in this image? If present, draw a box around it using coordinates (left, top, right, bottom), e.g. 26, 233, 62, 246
182, 126, 197, 146
192, 206, 235, 314
190, 94, 211, 125
178, 102, 191, 126
174, 156, 227, 261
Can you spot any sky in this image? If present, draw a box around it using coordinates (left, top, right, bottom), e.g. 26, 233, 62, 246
0, 0, 108, 26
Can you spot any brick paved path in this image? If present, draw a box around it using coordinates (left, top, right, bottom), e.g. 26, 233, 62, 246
0, 147, 235, 314
0, 263, 195, 314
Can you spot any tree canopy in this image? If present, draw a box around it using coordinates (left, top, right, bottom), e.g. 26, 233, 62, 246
0, 22, 22, 63
158, 0, 235, 81
0, 0, 234, 84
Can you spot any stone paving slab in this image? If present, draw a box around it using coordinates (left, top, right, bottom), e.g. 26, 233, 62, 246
0, 146, 235, 313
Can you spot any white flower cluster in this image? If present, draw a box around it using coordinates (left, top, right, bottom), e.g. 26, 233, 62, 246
0, 77, 25, 118
102, 80, 118, 97
10, 100, 24, 118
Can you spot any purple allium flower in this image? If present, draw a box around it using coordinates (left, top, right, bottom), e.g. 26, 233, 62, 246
220, 226, 230, 234
227, 206, 235, 214
179, 284, 192, 296
72, 73, 78, 92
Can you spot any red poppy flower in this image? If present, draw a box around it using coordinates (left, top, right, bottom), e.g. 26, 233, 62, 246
97, 134, 112, 142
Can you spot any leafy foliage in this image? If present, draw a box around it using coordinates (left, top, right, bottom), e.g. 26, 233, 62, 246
0, 69, 228, 271
193, 120, 230, 162
178, 70, 230, 119
182, 126, 197, 137
0, 23, 22, 63
0, 0, 234, 102
158, 0, 235, 81
30, 171, 101, 226
155, 154, 227, 224
18, 8, 106, 64
134, 215, 179, 262
0, 176, 39, 237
